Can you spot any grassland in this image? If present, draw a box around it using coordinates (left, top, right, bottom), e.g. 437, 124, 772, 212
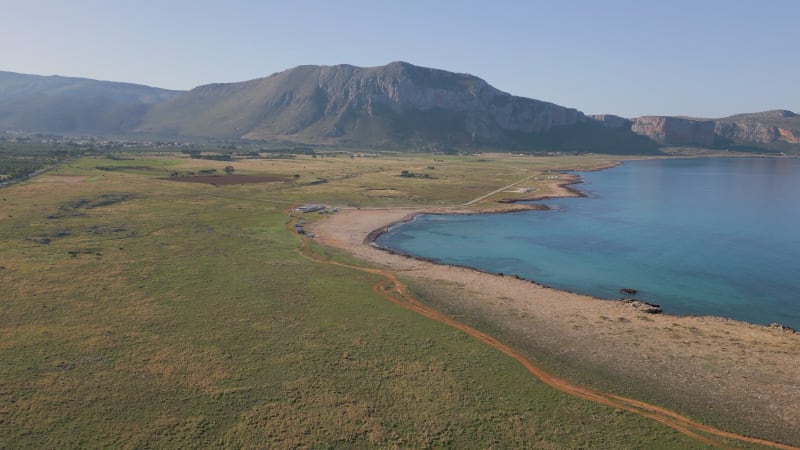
0, 151, 777, 448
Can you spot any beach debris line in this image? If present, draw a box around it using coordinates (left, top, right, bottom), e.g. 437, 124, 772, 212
295, 204, 326, 213
294, 204, 339, 214
769, 323, 798, 334
618, 298, 662, 314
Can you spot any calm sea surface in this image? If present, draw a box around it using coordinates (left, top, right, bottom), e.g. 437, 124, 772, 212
375, 158, 800, 329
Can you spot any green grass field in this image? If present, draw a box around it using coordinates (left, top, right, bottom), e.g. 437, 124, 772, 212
0, 152, 740, 448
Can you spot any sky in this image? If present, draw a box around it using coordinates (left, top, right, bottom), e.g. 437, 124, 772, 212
2, 0, 798, 118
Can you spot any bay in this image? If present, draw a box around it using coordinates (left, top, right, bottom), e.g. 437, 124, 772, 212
374, 157, 800, 329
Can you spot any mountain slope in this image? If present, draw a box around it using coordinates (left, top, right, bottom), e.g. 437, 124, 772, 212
138, 62, 659, 152
0, 71, 180, 133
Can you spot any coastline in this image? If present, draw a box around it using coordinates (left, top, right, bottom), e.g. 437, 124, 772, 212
313, 166, 797, 331
310, 165, 800, 443
365, 171, 588, 244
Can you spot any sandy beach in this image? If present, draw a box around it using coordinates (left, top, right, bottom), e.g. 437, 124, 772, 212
311, 179, 800, 445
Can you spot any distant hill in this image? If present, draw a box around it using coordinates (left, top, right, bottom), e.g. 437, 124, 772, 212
0, 71, 180, 134
1, 65, 796, 153
137, 62, 658, 153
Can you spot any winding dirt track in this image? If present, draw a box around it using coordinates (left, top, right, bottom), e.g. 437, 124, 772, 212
292, 219, 799, 449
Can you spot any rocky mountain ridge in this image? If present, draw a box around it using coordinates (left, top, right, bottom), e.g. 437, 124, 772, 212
591, 110, 799, 150
0, 65, 796, 153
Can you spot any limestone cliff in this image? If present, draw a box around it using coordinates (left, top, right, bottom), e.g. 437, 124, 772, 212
714, 110, 800, 145
630, 116, 715, 146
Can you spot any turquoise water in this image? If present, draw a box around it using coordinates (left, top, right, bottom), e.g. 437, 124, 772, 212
375, 158, 800, 329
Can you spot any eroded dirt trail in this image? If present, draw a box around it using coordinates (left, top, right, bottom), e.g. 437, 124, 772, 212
291, 219, 799, 450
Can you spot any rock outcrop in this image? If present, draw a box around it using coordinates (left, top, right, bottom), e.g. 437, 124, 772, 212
619, 298, 662, 314
631, 116, 715, 146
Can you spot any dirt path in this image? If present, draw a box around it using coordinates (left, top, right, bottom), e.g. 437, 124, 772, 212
461, 173, 536, 205
289, 216, 799, 449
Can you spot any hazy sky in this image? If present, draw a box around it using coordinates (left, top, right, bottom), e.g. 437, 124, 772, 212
2, 0, 798, 118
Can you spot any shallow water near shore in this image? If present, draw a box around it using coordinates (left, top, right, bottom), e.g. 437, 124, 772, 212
375, 157, 800, 329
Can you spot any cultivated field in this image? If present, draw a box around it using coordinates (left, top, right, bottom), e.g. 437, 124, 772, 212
0, 151, 788, 448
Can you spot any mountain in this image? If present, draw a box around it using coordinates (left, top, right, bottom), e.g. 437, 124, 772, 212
140, 62, 586, 142
0, 71, 180, 134
137, 62, 658, 152
1, 64, 796, 153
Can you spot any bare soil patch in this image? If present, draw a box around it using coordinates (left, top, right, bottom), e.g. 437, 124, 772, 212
30, 175, 87, 184
165, 175, 288, 185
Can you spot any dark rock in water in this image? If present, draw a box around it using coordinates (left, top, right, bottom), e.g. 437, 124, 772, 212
619, 298, 662, 314
620, 287, 638, 295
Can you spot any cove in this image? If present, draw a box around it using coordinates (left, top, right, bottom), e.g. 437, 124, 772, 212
374, 157, 800, 329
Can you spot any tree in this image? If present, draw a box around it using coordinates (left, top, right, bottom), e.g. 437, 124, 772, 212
223, 166, 235, 175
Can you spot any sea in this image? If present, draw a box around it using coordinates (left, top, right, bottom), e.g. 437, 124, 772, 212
374, 157, 800, 329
